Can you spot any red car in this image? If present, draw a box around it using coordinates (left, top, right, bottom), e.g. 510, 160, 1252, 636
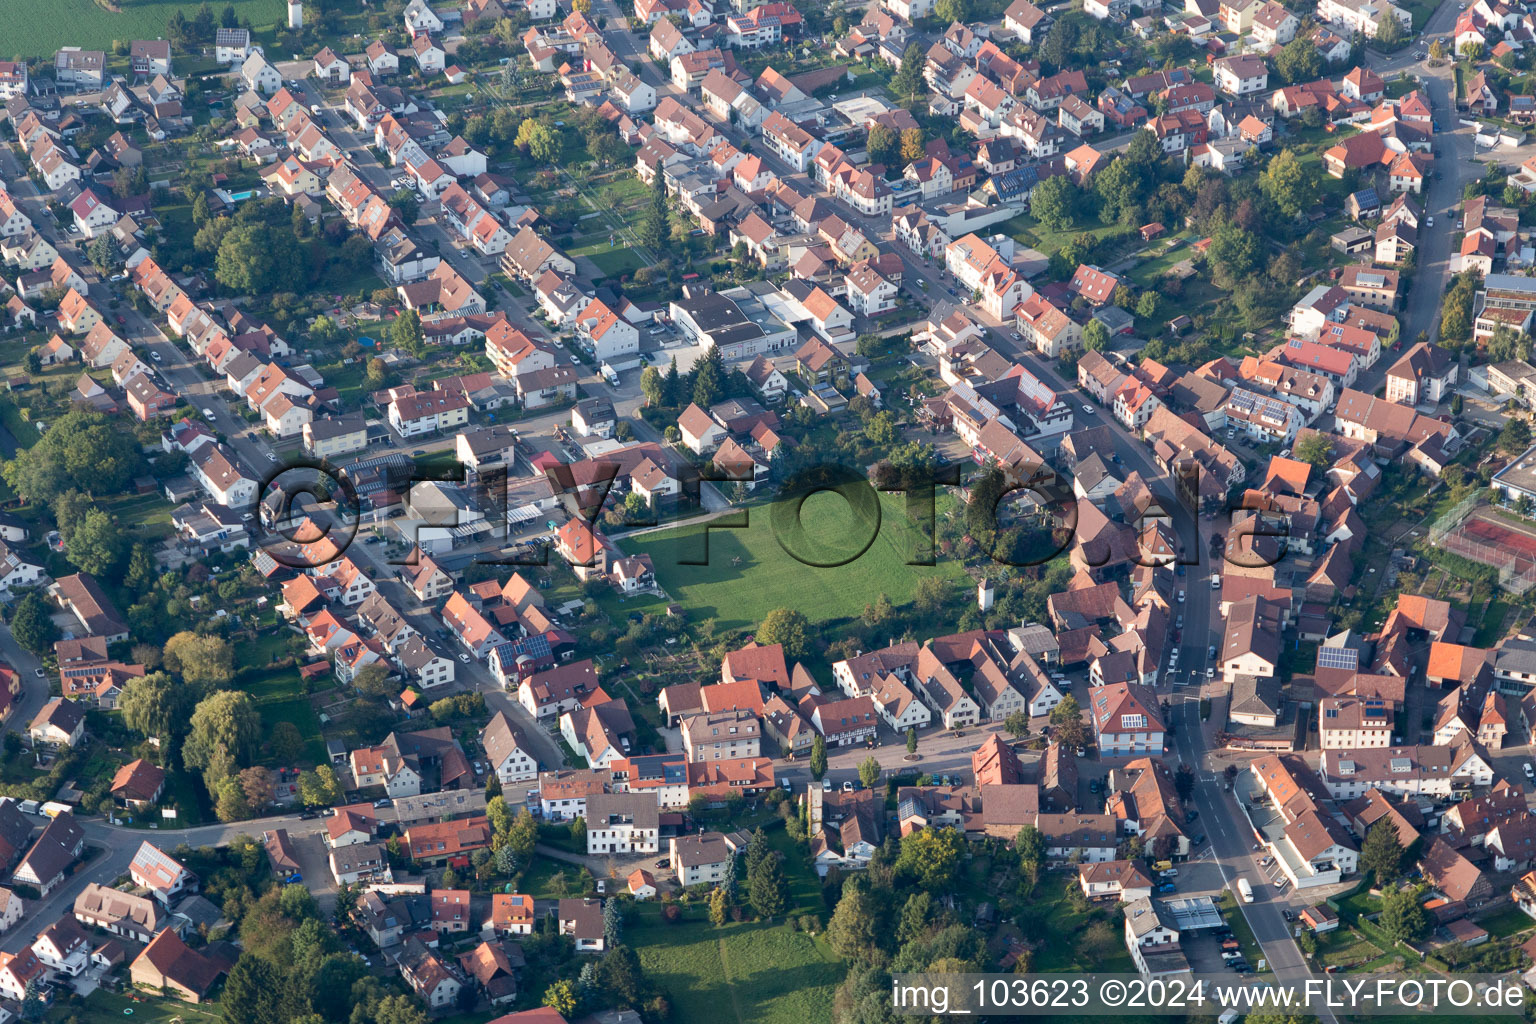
115, 315, 126, 325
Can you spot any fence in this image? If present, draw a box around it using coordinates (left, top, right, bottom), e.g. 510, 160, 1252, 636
1426, 497, 1536, 594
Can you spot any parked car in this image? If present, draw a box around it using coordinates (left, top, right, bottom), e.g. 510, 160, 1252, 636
1158, 882, 1177, 893
841, 781, 854, 793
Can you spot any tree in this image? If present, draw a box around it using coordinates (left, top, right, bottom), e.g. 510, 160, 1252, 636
1082, 318, 1109, 352
163, 631, 234, 687
1174, 764, 1195, 802
270, 722, 305, 763
120, 672, 188, 748
639, 172, 669, 251
239, 766, 276, 811
858, 756, 882, 789
890, 44, 927, 104
386, 188, 419, 225
898, 826, 964, 891
1503, 417, 1531, 452
748, 850, 787, 918
866, 124, 899, 167
1361, 818, 1406, 882
935, 0, 969, 22
906, 727, 918, 754
1049, 695, 1085, 749
1136, 291, 1160, 320
1275, 35, 1322, 83
1459, 38, 1483, 62
515, 119, 561, 164
9, 593, 58, 655
508, 808, 539, 861
899, 127, 926, 165
1293, 433, 1334, 467
183, 690, 260, 790
1030, 175, 1080, 231
2, 410, 143, 505
1377, 9, 1406, 48
640, 365, 664, 407
757, 607, 811, 659
298, 765, 342, 807
215, 222, 300, 294
1003, 711, 1029, 739
223, 954, 292, 1024
809, 734, 828, 780
543, 980, 578, 1016
708, 884, 729, 925
390, 308, 424, 354
364, 356, 389, 391
352, 662, 395, 699
827, 881, 880, 959
692, 345, 724, 408
897, 890, 934, 947
1259, 149, 1317, 221
603, 896, 623, 947
87, 234, 121, 275
1379, 884, 1429, 943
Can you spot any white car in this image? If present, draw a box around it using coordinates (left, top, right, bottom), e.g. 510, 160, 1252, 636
150, 351, 161, 362
1525, 763, 1534, 779
1081, 404, 1094, 415
1427, 216, 1434, 228
265, 451, 277, 462
458, 653, 471, 663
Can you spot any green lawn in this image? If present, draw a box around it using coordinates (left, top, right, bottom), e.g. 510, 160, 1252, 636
256, 695, 327, 765
48, 989, 224, 1024
1317, 928, 1387, 968
5, 0, 283, 58
629, 916, 843, 1024
626, 492, 971, 633
1475, 905, 1536, 939
587, 248, 649, 278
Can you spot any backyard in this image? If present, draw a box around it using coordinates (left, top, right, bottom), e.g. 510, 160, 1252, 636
626, 491, 972, 635
628, 915, 844, 1024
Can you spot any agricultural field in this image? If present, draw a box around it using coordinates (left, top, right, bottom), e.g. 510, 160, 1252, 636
626, 492, 972, 633
6, 0, 283, 59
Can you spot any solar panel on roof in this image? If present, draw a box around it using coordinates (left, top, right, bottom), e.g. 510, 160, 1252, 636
1317, 646, 1359, 671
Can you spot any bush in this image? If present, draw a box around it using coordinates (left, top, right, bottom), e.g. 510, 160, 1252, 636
662, 904, 681, 923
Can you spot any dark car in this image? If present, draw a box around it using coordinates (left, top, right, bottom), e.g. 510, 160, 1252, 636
1192, 833, 1206, 845
299, 810, 317, 820
1187, 809, 1199, 821
654, 858, 670, 869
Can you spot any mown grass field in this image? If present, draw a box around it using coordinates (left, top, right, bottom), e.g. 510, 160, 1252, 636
629, 917, 843, 1024
626, 492, 971, 633
7, 0, 283, 59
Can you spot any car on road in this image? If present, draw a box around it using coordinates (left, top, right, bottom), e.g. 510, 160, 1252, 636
1524, 762, 1533, 779
150, 351, 161, 362
115, 315, 126, 325
1081, 404, 1094, 415
412, 449, 427, 456
1192, 833, 1206, 845
33, 668, 44, 678
458, 653, 470, 663
1427, 216, 1435, 227
202, 407, 216, 419
1282, 909, 1295, 922
299, 810, 317, 820
1187, 809, 1199, 821
1158, 881, 1177, 892
265, 451, 277, 461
